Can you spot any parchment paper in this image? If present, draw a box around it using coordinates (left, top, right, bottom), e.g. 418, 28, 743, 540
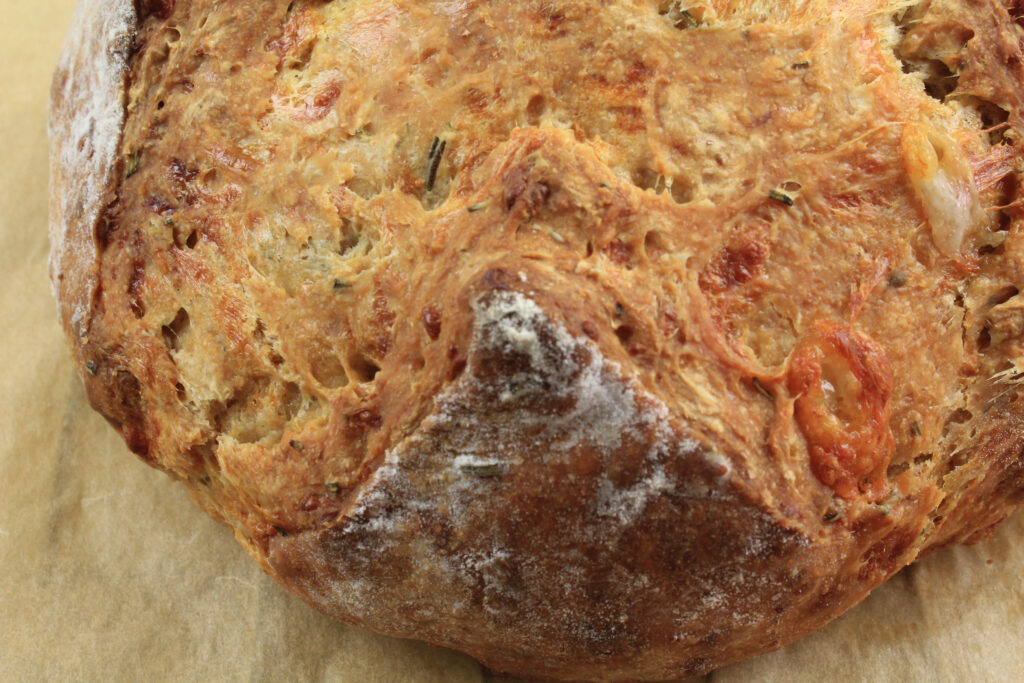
2, 2, 1021, 681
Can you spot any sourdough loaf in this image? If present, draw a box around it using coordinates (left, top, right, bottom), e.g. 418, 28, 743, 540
50, 0, 1024, 679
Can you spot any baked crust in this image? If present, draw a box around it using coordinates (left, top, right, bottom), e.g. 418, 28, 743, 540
50, 1, 1024, 679
49, 0, 135, 342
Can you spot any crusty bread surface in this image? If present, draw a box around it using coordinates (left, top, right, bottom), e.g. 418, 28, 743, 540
50, 0, 1024, 679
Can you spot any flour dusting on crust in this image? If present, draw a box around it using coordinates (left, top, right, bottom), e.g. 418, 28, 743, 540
340, 290, 702, 534
48, 0, 135, 335
268, 291, 822, 678
450, 291, 665, 461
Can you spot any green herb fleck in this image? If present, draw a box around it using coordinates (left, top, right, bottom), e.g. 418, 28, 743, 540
333, 279, 352, 291
125, 150, 141, 179
663, 2, 700, 29
792, 61, 811, 70
326, 482, 340, 494
467, 201, 488, 213
752, 377, 772, 399
871, 492, 899, 517
910, 421, 922, 437
460, 462, 505, 477
823, 510, 842, 522
677, 10, 698, 28
289, 439, 303, 451
273, 526, 290, 537
85, 361, 98, 376
888, 271, 907, 288
425, 136, 447, 192
769, 189, 794, 206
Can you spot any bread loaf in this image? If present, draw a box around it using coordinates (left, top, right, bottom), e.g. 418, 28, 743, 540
50, 0, 1024, 679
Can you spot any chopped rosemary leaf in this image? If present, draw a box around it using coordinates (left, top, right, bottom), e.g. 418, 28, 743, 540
333, 279, 352, 291
769, 189, 794, 206
125, 150, 141, 179
752, 377, 772, 398
663, 1, 700, 29
85, 361, 98, 376
326, 482, 340, 494
460, 463, 505, 477
426, 137, 447, 191
467, 201, 488, 212
677, 9, 698, 28
910, 421, 922, 437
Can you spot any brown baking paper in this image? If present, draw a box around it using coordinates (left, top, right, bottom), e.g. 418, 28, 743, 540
2, 3, 1021, 681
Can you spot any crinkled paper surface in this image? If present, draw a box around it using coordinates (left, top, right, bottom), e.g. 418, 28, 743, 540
1, 2, 1021, 680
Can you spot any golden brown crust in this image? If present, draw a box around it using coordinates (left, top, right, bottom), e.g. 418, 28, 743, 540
50, 0, 1024, 679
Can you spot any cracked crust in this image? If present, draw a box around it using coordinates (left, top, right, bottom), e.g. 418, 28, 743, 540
50, 0, 1024, 680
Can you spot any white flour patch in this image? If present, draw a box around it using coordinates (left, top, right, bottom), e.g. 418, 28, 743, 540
48, 0, 136, 330
339, 289, 726, 560
273, 290, 812, 665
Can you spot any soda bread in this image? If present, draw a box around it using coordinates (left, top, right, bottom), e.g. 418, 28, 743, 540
50, 0, 1024, 679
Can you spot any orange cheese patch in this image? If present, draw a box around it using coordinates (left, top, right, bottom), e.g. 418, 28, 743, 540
787, 322, 894, 501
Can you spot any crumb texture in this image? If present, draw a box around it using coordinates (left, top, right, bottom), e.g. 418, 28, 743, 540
50, 0, 1024, 679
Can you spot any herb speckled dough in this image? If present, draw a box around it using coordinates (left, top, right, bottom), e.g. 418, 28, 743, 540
50, 0, 1024, 679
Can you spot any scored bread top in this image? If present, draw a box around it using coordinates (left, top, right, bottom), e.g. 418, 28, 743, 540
51, 0, 1024, 679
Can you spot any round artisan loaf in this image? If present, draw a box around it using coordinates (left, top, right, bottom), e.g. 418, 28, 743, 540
50, 0, 1024, 679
